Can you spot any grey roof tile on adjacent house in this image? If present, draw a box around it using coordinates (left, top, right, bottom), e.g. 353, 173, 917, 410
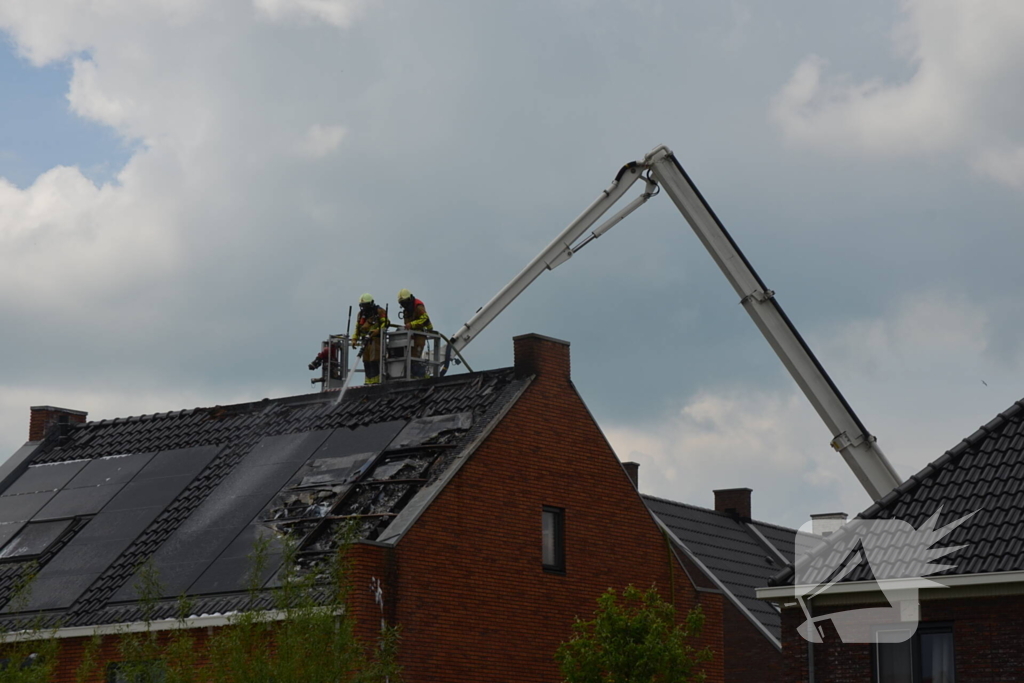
643, 494, 796, 641
0, 369, 528, 628
771, 398, 1024, 587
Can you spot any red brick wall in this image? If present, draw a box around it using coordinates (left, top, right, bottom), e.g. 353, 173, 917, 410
722, 600, 781, 683
780, 594, 1024, 682
375, 334, 725, 683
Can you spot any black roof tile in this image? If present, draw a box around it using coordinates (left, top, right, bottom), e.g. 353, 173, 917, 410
643, 494, 796, 642
771, 395, 1024, 587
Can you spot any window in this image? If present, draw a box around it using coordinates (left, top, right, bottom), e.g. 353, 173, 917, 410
875, 623, 955, 683
542, 506, 565, 573
107, 661, 165, 683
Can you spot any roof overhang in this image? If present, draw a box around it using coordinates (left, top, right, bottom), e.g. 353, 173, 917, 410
757, 569, 1024, 603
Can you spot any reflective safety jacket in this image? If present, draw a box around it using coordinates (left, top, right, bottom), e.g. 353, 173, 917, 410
353, 306, 388, 361
402, 299, 432, 331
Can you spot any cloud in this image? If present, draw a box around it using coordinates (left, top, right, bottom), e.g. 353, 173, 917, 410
252, 0, 371, 27
605, 289, 1024, 528
769, 0, 1024, 186
296, 124, 347, 158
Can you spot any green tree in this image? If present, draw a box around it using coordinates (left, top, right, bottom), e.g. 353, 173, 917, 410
556, 585, 712, 683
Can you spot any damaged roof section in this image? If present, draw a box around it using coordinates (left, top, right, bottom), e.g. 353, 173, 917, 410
0, 369, 528, 628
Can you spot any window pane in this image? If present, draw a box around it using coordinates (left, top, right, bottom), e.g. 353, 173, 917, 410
921, 632, 955, 683
877, 639, 913, 683
542, 510, 556, 567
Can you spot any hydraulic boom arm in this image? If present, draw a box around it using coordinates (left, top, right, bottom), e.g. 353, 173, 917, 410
448, 144, 902, 501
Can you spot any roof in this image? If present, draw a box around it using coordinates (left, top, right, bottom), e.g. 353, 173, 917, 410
771, 397, 1024, 587
643, 494, 796, 641
0, 368, 529, 629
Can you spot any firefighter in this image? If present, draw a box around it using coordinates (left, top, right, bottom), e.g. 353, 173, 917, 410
398, 288, 433, 378
352, 293, 388, 384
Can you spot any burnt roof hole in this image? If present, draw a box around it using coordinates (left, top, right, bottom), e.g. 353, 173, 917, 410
389, 412, 473, 450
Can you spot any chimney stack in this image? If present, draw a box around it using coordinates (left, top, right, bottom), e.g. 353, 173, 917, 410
30, 406, 87, 442
810, 512, 848, 537
622, 461, 639, 489
513, 333, 571, 381
714, 487, 752, 519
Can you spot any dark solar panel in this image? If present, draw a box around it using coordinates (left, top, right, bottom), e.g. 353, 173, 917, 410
315, 421, 406, 458
102, 475, 195, 513
3, 462, 87, 496
245, 431, 334, 468
135, 436, 326, 599
189, 554, 282, 595
0, 491, 56, 524
0, 520, 73, 559
0, 524, 24, 551
33, 484, 122, 520
12, 573, 100, 613
218, 524, 283, 561
388, 413, 471, 450
135, 446, 221, 481
65, 453, 154, 489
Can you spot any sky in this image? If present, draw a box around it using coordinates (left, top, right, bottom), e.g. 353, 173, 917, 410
2, 0, 1024, 530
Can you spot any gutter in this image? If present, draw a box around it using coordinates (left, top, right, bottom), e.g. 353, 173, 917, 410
757, 569, 1024, 602
1, 610, 291, 643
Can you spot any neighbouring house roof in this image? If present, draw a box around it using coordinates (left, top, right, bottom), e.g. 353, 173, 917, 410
770, 397, 1024, 588
643, 494, 796, 642
0, 369, 529, 629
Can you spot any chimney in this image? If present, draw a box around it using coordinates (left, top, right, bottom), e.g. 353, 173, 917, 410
29, 406, 87, 442
714, 487, 752, 519
810, 512, 848, 537
622, 461, 639, 489
513, 333, 571, 381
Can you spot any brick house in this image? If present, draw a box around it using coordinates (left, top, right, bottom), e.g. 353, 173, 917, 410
758, 396, 1024, 683
644, 487, 797, 683
0, 334, 750, 682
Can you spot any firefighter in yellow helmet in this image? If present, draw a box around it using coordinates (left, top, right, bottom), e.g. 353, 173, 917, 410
397, 288, 433, 378
351, 293, 388, 385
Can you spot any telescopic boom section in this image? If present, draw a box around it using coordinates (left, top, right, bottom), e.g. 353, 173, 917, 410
448, 144, 903, 501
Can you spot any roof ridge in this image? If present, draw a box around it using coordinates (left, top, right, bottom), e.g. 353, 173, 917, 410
640, 493, 797, 533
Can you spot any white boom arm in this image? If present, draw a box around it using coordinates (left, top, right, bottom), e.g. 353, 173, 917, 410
448, 144, 902, 501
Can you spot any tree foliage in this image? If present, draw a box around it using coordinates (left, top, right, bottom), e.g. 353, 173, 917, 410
0, 528, 402, 683
556, 585, 712, 683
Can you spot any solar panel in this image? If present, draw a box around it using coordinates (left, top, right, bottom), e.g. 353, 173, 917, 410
245, 431, 333, 468
65, 453, 154, 489
134, 446, 221, 481
33, 484, 122, 520
3, 462, 87, 496
315, 421, 406, 459
11, 573, 100, 613
0, 520, 73, 559
102, 475, 194, 513
0, 491, 56, 524
387, 413, 472, 450
188, 554, 282, 595
0, 523, 24, 551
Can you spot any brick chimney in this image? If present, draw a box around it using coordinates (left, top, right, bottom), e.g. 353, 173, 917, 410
513, 333, 571, 381
622, 461, 640, 489
29, 406, 87, 442
714, 487, 752, 519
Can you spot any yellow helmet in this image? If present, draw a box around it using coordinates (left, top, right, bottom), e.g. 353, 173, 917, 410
397, 288, 413, 303
359, 293, 374, 304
